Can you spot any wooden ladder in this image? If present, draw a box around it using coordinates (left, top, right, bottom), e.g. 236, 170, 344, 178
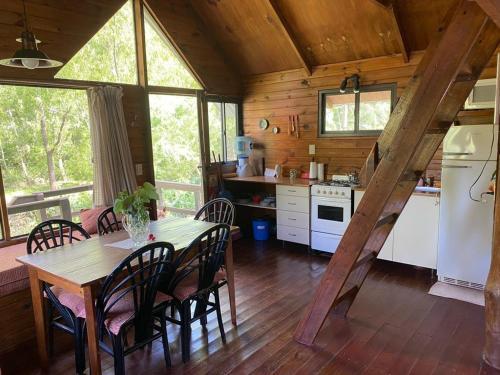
294, 0, 500, 346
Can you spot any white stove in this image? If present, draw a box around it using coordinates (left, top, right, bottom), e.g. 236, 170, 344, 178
310, 176, 354, 254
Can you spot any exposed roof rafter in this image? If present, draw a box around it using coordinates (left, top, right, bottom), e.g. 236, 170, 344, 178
267, 0, 312, 76
369, 0, 410, 63
474, 0, 500, 28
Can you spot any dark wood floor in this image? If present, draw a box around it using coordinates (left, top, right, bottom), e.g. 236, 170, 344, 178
1, 238, 499, 375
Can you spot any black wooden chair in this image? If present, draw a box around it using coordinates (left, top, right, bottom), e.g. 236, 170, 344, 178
97, 206, 122, 235
27, 219, 91, 374
163, 223, 230, 362
93, 242, 176, 374
194, 198, 235, 226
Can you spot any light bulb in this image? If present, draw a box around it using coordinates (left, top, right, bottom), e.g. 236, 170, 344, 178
21, 58, 39, 69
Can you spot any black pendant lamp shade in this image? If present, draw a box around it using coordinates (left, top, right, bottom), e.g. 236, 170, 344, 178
0, 2, 63, 69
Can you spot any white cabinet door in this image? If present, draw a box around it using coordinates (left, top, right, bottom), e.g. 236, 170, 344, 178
354, 191, 393, 260
393, 195, 439, 269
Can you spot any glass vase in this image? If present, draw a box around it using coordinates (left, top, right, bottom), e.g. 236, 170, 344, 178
123, 214, 150, 248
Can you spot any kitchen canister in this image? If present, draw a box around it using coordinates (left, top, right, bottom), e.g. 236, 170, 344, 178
317, 163, 325, 181
309, 161, 317, 179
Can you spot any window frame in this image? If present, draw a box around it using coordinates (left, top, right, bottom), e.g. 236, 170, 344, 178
318, 83, 397, 137
206, 95, 243, 162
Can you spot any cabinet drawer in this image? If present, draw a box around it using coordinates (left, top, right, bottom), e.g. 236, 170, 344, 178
276, 195, 309, 213
277, 210, 309, 229
276, 185, 309, 198
277, 225, 309, 245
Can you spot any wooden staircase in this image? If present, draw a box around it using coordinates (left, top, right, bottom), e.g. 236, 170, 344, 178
294, 0, 500, 346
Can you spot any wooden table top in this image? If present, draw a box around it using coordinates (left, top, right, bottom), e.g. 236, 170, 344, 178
224, 175, 313, 187
17, 217, 235, 288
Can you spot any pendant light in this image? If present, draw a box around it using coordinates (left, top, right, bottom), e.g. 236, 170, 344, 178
0, 0, 63, 69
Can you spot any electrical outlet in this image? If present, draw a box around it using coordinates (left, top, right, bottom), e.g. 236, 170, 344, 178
309, 144, 316, 155
135, 163, 143, 176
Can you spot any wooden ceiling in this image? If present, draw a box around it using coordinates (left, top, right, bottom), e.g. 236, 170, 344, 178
191, 0, 459, 76
0, 0, 126, 80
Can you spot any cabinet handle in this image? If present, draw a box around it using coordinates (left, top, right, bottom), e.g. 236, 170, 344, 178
288, 218, 297, 221
288, 233, 297, 237
443, 152, 473, 156
288, 190, 296, 193
288, 202, 297, 205
441, 165, 471, 169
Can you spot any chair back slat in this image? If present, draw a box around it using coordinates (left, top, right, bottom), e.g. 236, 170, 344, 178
194, 198, 234, 226
172, 224, 230, 295
96, 242, 176, 340
97, 206, 122, 235
27, 219, 91, 254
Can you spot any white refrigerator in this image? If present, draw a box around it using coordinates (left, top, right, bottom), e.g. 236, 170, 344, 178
438, 124, 498, 289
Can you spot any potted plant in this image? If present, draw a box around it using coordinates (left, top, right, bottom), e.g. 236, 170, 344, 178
114, 182, 159, 247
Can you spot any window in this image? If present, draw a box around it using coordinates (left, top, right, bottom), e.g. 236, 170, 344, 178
208, 99, 241, 161
318, 84, 396, 136
144, 10, 201, 89
55, 1, 137, 84
0, 85, 92, 237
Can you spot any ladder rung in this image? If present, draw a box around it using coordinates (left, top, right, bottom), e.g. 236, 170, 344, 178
333, 285, 359, 307
375, 213, 398, 229
353, 251, 377, 270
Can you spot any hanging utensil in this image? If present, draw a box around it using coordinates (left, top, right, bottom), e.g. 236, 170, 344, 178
296, 114, 300, 139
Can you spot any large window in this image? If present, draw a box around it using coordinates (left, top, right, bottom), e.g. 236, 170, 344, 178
0, 85, 92, 237
208, 99, 240, 161
55, 1, 137, 84
318, 84, 396, 136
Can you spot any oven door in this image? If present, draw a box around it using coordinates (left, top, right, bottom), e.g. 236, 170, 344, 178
311, 196, 351, 235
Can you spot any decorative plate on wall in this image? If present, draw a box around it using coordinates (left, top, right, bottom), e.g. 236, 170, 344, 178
259, 118, 269, 130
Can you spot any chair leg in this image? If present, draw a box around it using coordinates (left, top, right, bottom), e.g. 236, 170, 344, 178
159, 312, 172, 368
74, 319, 87, 375
47, 303, 54, 357
194, 299, 208, 327
214, 289, 226, 343
112, 334, 125, 375
181, 300, 191, 363
170, 304, 175, 318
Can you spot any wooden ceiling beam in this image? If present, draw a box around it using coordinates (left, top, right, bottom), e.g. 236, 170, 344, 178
267, 0, 312, 76
474, 0, 500, 28
369, 0, 410, 63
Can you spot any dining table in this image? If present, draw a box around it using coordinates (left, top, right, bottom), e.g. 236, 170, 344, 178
16, 217, 239, 375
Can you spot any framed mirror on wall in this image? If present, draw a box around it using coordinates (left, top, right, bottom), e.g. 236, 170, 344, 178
318, 83, 397, 137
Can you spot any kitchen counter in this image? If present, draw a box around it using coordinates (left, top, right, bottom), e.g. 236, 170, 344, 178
224, 176, 314, 187
352, 186, 440, 197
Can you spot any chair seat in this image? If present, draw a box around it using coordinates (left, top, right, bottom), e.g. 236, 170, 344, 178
173, 269, 226, 301
51, 286, 172, 335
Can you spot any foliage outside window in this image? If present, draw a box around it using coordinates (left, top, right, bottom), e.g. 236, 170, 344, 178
208, 100, 240, 161
149, 94, 202, 216
56, 1, 137, 84
144, 10, 201, 89
0, 85, 92, 237
318, 84, 396, 136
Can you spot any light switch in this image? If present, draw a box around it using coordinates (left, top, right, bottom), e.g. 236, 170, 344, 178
309, 144, 316, 155
135, 163, 143, 176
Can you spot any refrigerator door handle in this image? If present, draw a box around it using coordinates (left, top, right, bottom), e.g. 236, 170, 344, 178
442, 152, 473, 156
441, 164, 472, 169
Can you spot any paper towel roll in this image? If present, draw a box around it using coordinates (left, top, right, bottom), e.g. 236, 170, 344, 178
309, 161, 317, 179
317, 163, 325, 181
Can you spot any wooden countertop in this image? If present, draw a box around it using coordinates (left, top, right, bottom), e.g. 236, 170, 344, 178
224, 176, 314, 187
353, 186, 440, 197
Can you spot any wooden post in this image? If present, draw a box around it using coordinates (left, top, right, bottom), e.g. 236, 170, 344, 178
484, 52, 500, 370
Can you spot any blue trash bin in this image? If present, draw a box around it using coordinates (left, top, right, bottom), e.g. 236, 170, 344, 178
252, 218, 270, 240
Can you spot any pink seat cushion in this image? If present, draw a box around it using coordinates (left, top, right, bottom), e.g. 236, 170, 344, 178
173, 270, 226, 301
52, 287, 172, 335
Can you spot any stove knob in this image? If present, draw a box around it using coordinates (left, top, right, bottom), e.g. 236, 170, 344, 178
328, 191, 332, 195
335, 191, 339, 195
341, 192, 345, 196
322, 190, 326, 195
316, 189, 321, 194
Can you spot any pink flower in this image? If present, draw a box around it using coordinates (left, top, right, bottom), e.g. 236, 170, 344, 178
148, 233, 156, 241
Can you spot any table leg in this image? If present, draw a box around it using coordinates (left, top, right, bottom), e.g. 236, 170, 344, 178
28, 268, 49, 369
225, 236, 237, 325
83, 285, 101, 375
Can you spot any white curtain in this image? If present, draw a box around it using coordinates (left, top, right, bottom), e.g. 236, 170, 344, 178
88, 86, 137, 207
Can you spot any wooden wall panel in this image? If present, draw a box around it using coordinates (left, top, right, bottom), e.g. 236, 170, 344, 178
243, 53, 497, 182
